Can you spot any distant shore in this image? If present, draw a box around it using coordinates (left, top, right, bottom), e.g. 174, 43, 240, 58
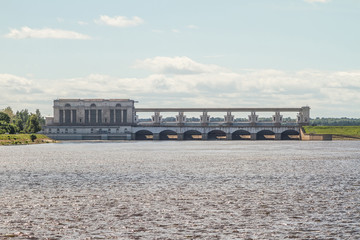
0, 134, 56, 145
303, 126, 360, 140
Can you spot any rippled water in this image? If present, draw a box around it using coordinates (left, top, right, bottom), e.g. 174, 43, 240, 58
0, 141, 359, 239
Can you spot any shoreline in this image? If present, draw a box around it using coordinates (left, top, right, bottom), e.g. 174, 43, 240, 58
0, 134, 56, 146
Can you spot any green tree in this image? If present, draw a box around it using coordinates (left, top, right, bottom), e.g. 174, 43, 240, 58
14, 118, 24, 132
0, 112, 10, 123
0, 121, 17, 134
25, 114, 41, 133
35, 109, 46, 126
2, 107, 15, 121
15, 109, 29, 132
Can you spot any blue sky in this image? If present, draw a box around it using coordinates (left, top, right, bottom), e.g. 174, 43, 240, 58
1, 0, 359, 117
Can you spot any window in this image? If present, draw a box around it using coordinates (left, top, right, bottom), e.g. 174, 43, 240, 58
65, 110, 71, 123
72, 110, 77, 123
123, 110, 127, 123
110, 110, 114, 123
85, 110, 89, 123
116, 110, 122, 123
59, 110, 64, 123
98, 110, 102, 124
90, 110, 96, 124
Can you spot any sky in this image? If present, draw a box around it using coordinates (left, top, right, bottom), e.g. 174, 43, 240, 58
1, 0, 360, 118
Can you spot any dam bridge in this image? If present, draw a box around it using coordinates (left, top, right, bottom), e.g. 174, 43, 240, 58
132, 107, 308, 140
44, 99, 310, 140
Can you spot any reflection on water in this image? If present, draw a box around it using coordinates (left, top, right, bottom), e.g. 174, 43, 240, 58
0, 141, 359, 239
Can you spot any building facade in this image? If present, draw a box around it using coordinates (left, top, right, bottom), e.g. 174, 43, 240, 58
45, 99, 136, 140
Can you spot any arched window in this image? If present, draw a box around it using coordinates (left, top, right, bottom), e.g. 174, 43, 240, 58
90, 103, 96, 108
116, 103, 121, 108
65, 103, 71, 108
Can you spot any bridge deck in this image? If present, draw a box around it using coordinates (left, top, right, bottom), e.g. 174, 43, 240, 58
135, 108, 302, 112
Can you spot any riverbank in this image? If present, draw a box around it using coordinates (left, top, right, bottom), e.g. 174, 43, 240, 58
303, 126, 360, 140
0, 134, 56, 145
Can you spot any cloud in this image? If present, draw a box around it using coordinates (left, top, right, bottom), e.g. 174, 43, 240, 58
135, 56, 226, 75
304, 0, 330, 3
187, 25, 199, 29
95, 15, 144, 27
1, 58, 360, 117
4, 27, 91, 39
77, 21, 88, 26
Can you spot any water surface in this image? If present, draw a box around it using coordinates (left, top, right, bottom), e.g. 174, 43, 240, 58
0, 141, 359, 239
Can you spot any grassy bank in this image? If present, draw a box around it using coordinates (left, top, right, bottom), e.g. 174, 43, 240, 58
303, 126, 360, 139
0, 134, 55, 145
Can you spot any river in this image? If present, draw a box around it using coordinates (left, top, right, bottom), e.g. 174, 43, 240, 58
0, 141, 359, 239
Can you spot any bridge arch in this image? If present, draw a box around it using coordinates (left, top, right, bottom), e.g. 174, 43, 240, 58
208, 129, 226, 140
281, 130, 300, 140
256, 130, 275, 140
232, 130, 251, 140
183, 130, 202, 140
159, 130, 178, 140
135, 130, 153, 140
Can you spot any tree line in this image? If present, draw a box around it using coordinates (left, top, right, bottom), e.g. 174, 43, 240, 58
0, 107, 45, 134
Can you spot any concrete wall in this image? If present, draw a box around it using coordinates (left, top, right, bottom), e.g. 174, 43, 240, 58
300, 128, 332, 141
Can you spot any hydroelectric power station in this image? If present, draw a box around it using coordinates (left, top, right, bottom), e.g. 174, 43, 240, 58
44, 99, 310, 140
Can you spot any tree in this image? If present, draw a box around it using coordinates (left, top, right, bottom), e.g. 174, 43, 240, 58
2, 107, 15, 120
25, 114, 41, 133
35, 109, 46, 126
0, 121, 17, 134
0, 112, 10, 123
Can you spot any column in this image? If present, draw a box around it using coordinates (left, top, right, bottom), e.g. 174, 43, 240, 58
275, 133, 281, 140
177, 133, 184, 140
176, 112, 186, 126
200, 111, 209, 126
272, 111, 283, 126
250, 133, 257, 140
151, 112, 162, 125
224, 112, 234, 125
226, 132, 232, 140
248, 112, 258, 126
202, 133, 208, 140
153, 133, 160, 140
298, 106, 310, 125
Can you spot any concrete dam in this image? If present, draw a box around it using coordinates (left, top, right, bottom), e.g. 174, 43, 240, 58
44, 99, 311, 141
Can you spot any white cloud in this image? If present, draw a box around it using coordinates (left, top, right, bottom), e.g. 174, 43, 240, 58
1, 58, 360, 117
77, 21, 88, 26
135, 56, 226, 74
187, 25, 199, 29
4, 26, 91, 39
95, 15, 144, 27
304, 0, 330, 3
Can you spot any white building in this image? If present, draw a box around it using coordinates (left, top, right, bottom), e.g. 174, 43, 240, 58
45, 99, 136, 140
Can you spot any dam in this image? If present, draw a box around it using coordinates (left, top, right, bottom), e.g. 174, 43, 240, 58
44, 99, 310, 140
